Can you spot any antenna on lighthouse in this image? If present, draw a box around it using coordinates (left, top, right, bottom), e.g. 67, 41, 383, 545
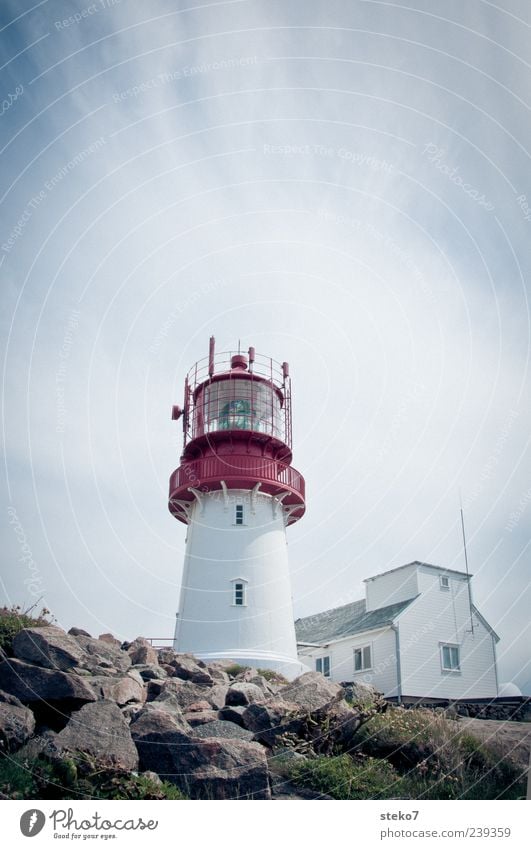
459, 491, 475, 635
208, 336, 215, 378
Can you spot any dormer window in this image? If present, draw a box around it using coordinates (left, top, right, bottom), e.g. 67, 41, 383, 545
440, 575, 450, 590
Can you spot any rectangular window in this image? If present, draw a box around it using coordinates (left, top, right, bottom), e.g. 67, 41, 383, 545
441, 644, 460, 671
235, 504, 244, 525
316, 656, 330, 678
233, 581, 246, 606
440, 575, 450, 590
354, 644, 372, 672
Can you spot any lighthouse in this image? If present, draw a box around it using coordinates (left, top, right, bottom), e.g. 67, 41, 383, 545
169, 337, 306, 679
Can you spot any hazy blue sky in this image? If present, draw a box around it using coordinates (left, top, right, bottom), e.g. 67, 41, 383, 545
1, 0, 530, 692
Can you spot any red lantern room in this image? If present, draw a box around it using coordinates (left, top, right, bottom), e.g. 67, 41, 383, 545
169, 336, 305, 525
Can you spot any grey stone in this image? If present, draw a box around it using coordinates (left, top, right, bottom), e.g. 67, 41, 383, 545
133, 664, 167, 682
146, 677, 211, 709
68, 627, 91, 638
74, 635, 132, 674
184, 710, 220, 727
192, 720, 254, 741
131, 711, 270, 799
219, 705, 246, 726
168, 655, 214, 685
98, 633, 122, 647
207, 684, 229, 710
0, 657, 97, 707
281, 672, 343, 713
225, 682, 265, 707
241, 700, 303, 746
0, 693, 35, 753
89, 675, 145, 706
12, 626, 87, 672
55, 700, 138, 771
127, 638, 159, 666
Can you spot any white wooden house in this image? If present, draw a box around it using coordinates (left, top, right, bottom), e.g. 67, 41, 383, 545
296, 561, 499, 700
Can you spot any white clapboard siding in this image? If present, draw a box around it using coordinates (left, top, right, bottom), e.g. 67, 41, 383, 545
365, 563, 419, 611
397, 569, 498, 698
297, 627, 399, 694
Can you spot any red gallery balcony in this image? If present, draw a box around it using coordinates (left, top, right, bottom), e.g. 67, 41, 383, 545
168, 453, 305, 525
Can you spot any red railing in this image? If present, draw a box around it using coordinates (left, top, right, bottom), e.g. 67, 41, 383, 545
169, 454, 305, 506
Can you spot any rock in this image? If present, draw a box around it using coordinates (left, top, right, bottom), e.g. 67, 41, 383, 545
207, 666, 230, 684
207, 684, 229, 710
127, 638, 159, 666
55, 700, 138, 771
0, 689, 35, 753
98, 633, 122, 647
241, 700, 302, 746
184, 710, 219, 727
157, 648, 179, 666
192, 720, 255, 741
186, 700, 212, 712
131, 711, 270, 799
89, 675, 145, 706
146, 678, 212, 710
159, 664, 176, 676
225, 682, 265, 707
0, 657, 97, 707
141, 770, 162, 785
152, 691, 191, 721
12, 626, 87, 672
169, 655, 214, 685
342, 681, 386, 713
219, 705, 247, 726
68, 627, 91, 638
133, 664, 167, 682
74, 635, 132, 674
134, 704, 192, 735
281, 672, 343, 713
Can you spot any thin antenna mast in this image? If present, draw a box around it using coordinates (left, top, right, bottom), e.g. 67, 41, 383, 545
459, 491, 475, 635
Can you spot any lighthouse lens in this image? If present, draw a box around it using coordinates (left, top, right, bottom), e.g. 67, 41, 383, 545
200, 379, 282, 438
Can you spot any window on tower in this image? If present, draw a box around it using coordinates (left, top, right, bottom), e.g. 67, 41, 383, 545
235, 504, 244, 525
232, 579, 247, 606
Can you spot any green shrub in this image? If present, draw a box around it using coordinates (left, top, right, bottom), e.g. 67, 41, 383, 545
0, 752, 186, 800
287, 754, 402, 800
224, 664, 250, 678
0, 604, 53, 655
257, 668, 289, 685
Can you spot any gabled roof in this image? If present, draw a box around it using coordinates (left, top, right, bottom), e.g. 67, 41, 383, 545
472, 605, 500, 642
363, 560, 472, 582
295, 596, 417, 645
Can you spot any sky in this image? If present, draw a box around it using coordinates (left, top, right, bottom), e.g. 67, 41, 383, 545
1, 0, 530, 693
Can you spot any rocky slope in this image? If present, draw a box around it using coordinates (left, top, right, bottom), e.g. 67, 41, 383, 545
0, 624, 385, 799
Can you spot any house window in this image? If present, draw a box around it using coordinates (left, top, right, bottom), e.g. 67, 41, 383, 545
235, 504, 244, 525
232, 579, 247, 606
316, 656, 331, 678
441, 643, 460, 671
440, 575, 450, 590
354, 644, 372, 672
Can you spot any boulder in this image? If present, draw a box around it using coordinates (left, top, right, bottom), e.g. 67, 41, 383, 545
68, 627, 91, 638
342, 681, 386, 713
98, 633, 122, 648
184, 710, 220, 727
134, 704, 192, 735
152, 691, 191, 721
0, 657, 97, 707
219, 705, 247, 726
0, 689, 35, 753
74, 635, 131, 674
207, 684, 229, 710
133, 664, 167, 682
89, 675, 145, 707
55, 700, 138, 771
146, 677, 212, 709
169, 655, 214, 685
281, 672, 343, 713
192, 720, 255, 742
185, 700, 212, 712
127, 638, 159, 667
241, 699, 303, 746
131, 710, 270, 799
12, 626, 86, 672
225, 682, 265, 707
206, 667, 230, 685
157, 648, 179, 666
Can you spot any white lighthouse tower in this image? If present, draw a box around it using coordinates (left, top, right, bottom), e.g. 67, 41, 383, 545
169, 337, 306, 679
